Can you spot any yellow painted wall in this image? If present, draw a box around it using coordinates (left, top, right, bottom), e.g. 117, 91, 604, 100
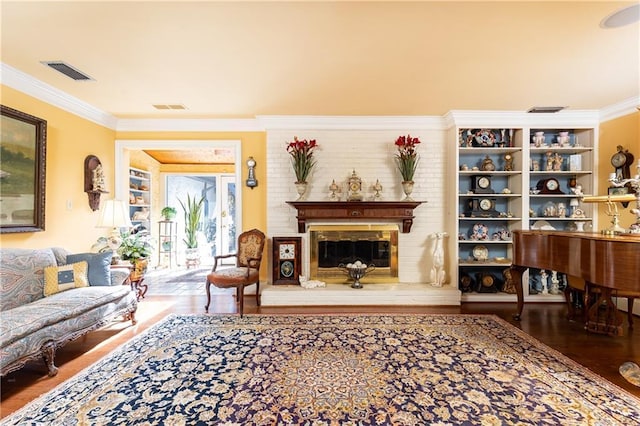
598, 112, 640, 230
0, 85, 117, 251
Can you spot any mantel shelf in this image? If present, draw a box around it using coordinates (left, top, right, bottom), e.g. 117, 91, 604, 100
286, 201, 425, 233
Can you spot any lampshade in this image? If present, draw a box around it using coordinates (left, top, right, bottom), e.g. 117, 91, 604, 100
97, 199, 133, 228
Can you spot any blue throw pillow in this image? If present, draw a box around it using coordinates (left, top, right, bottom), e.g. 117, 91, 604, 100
66, 251, 113, 286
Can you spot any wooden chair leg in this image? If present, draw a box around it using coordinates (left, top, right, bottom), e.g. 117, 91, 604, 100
256, 280, 260, 306
628, 298, 635, 329
238, 285, 245, 317
205, 280, 212, 312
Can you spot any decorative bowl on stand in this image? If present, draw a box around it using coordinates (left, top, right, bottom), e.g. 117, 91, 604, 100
338, 260, 376, 289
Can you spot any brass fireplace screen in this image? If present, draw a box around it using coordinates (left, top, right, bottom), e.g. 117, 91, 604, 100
309, 225, 399, 283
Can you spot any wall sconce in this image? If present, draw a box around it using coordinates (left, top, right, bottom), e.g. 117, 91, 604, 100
246, 156, 258, 189
84, 155, 109, 211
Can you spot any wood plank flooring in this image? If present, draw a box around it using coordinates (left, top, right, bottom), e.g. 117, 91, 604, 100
2, 295, 639, 419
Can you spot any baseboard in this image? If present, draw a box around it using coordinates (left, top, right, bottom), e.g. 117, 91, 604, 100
260, 282, 461, 306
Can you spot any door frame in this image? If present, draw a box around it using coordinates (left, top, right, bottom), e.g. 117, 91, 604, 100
114, 139, 243, 242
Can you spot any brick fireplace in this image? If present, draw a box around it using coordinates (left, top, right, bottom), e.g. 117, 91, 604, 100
261, 124, 460, 306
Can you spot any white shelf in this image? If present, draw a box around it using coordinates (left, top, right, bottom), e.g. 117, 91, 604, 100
451, 124, 598, 302
128, 167, 151, 231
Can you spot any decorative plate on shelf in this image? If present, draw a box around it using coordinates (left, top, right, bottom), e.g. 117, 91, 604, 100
472, 245, 489, 261
531, 220, 556, 230
470, 223, 489, 240
473, 129, 497, 147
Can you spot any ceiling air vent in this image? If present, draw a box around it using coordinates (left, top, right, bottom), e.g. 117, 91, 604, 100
41, 61, 94, 81
527, 106, 566, 113
152, 104, 187, 110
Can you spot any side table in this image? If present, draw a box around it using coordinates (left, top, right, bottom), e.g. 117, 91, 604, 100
111, 259, 148, 301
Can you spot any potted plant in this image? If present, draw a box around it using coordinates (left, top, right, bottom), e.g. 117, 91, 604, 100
179, 194, 205, 265
286, 136, 318, 200
161, 206, 177, 221
394, 134, 421, 200
117, 230, 154, 276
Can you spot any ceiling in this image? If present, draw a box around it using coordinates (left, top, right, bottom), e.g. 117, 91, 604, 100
143, 148, 234, 164
1, 1, 639, 119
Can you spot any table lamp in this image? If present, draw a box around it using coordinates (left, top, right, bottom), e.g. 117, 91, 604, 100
97, 199, 133, 251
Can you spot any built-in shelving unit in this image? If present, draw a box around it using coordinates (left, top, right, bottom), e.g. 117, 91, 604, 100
449, 121, 598, 303
128, 167, 151, 231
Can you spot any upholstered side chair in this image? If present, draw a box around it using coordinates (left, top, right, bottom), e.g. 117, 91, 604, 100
205, 228, 266, 317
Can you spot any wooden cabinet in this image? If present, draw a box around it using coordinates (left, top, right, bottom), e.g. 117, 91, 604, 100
450, 122, 598, 303
128, 167, 151, 231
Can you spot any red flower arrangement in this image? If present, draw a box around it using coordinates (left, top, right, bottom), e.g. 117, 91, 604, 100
395, 134, 421, 181
286, 136, 318, 183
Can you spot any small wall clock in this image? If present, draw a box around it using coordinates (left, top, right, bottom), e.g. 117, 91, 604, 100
272, 237, 302, 285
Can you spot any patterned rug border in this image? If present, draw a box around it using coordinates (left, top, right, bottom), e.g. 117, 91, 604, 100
4, 313, 640, 425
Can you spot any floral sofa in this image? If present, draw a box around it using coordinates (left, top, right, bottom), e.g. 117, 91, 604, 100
0, 247, 138, 377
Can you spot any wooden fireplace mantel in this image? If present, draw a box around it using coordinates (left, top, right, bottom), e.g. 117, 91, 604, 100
286, 201, 424, 233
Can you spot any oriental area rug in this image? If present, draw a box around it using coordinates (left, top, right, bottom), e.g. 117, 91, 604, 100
3, 314, 640, 425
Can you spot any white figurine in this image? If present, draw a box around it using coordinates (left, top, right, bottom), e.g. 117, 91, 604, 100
92, 164, 106, 192
430, 232, 448, 287
540, 269, 549, 294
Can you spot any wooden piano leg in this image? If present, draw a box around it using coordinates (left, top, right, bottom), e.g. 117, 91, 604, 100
586, 286, 624, 336
511, 266, 527, 320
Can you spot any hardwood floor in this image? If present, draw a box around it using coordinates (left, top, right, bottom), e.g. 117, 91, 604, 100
1, 295, 639, 419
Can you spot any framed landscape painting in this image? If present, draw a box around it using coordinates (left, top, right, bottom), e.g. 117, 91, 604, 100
0, 105, 47, 233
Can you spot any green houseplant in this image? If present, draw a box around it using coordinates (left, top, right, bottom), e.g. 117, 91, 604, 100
179, 194, 204, 250
117, 231, 154, 263
161, 206, 177, 221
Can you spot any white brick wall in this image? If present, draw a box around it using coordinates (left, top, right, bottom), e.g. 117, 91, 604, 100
266, 126, 449, 284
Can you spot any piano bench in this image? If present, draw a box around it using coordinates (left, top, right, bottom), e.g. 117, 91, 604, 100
566, 275, 637, 330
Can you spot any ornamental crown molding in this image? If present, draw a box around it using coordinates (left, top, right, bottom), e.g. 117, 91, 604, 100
2, 61, 636, 131
256, 115, 447, 131
599, 96, 640, 122
1, 62, 118, 129
445, 110, 601, 128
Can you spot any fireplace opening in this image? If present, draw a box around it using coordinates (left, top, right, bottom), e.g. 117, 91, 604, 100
317, 240, 391, 268
309, 225, 398, 283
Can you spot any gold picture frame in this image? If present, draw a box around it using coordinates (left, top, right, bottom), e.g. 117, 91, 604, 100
0, 105, 47, 233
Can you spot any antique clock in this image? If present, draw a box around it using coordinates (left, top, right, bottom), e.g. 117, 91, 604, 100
467, 198, 499, 217
470, 175, 495, 194
611, 145, 634, 181
503, 153, 514, 171
347, 170, 364, 201
475, 272, 499, 293
480, 155, 496, 171
272, 237, 302, 285
536, 178, 564, 194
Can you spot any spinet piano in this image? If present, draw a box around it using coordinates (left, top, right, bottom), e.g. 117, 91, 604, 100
511, 230, 640, 335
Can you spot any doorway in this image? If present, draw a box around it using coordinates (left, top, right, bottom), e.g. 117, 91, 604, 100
114, 139, 243, 269
165, 174, 237, 266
